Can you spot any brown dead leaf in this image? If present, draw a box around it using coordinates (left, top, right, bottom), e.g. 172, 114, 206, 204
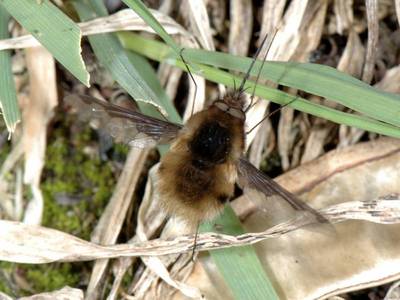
183, 138, 400, 300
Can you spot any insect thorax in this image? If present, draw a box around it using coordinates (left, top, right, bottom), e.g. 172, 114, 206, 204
189, 121, 231, 169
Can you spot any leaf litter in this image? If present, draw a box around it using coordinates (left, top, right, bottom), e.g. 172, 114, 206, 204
1, 1, 400, 299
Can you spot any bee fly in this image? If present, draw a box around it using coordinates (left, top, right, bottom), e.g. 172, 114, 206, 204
65, 35, 327, 231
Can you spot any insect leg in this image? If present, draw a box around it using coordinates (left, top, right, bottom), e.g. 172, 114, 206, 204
190, 221, 200, 262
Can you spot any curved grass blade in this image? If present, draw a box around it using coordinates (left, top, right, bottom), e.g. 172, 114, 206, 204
201, 206, 280, 300
73, 0, 177, 118
172, 49, 400, 128
0, 7, 20, 132
121, 0, 181, 54
0, 0, 89, 86
118, 32, 400, 138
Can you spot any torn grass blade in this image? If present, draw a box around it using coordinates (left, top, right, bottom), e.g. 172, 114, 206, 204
0, 0, 89, 86
0, 7, 20, 133
73, 0, 176, 118
121, 0, 181, 54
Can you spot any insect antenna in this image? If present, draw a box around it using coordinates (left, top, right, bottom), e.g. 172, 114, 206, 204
244, 28, 278, 111
233, 28, 278, 106
179, 48, 198, 117
242, 28, 299, 135
246, 96, 298, 135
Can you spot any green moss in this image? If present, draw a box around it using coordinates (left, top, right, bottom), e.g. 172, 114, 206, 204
24, 264, 81, 293
4, 114, 120, 296
41, 120, 116, 239
0, 262, 14, 295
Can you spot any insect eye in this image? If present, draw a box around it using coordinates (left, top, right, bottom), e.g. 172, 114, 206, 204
228, 108, 245, 120
214, 101, 229, 112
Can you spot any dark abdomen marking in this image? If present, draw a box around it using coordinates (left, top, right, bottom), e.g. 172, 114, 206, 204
189, 121, 231, 168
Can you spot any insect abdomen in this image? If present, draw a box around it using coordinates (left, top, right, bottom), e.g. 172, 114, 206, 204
158, 151, 235, 225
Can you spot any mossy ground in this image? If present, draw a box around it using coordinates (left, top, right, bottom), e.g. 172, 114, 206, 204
0, 112, 127, 296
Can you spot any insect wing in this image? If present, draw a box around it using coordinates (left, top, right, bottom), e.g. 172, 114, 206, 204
237, 157, 327, 224
65, 95, 182, 148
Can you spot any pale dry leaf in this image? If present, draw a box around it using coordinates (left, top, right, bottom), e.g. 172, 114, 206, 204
268, 1, 325, 169
248, 118, 273, 166
141, 256, 202, 299
384, 280, 400, 300
293, 0, 328, 61
374, 65, 400, 94
183, 73, 206, 121
267, 0, 309, 60
174, 261, 234, 300
245, 3, 279, 160
0, 293, 13, 300
155, 254, 195, 299
243, 28, 281, 148
108, 166, 167, 300
184, 0, 215, 51
2, 196, 400, 264
205, 0, 225, 34
362, 0, 379, 83
86, 148, 149, 300
338, 126, 366, 148
278, 105, 294, 170
245, 98, 270, 150
337, 30, 365, 78
0, 9, 191, 51
134, 178, 200, 299
0, 141, 24, 182
22, 46, 57, 225
396, 0, 400, 27
333, 0, 354, 35
19, 286, 83, 300
157, 64, 183, 101
259, 0, 286, 42
228, 0, 252, 56
14, 167, 23, 220
301, 120, 334, 164
0, 140, 23, 219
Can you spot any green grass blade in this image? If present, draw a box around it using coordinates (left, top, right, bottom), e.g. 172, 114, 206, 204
0, 0, 89, 86
121, 0, 181, 54
201, 206, 279, 300
118, 32, 400, 138
124, 50, 181, 122
0, 7, 20, 132
176, 49, 400, 128
73, 0, 177, 118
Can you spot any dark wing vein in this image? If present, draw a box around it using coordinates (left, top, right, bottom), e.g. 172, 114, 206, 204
237, 157, 327, 223
65, 94, 182, 147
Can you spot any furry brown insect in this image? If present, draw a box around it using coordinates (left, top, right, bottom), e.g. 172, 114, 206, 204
65, 38, 326, 229
65, 90, 325, 230
158, 93, 246, 225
